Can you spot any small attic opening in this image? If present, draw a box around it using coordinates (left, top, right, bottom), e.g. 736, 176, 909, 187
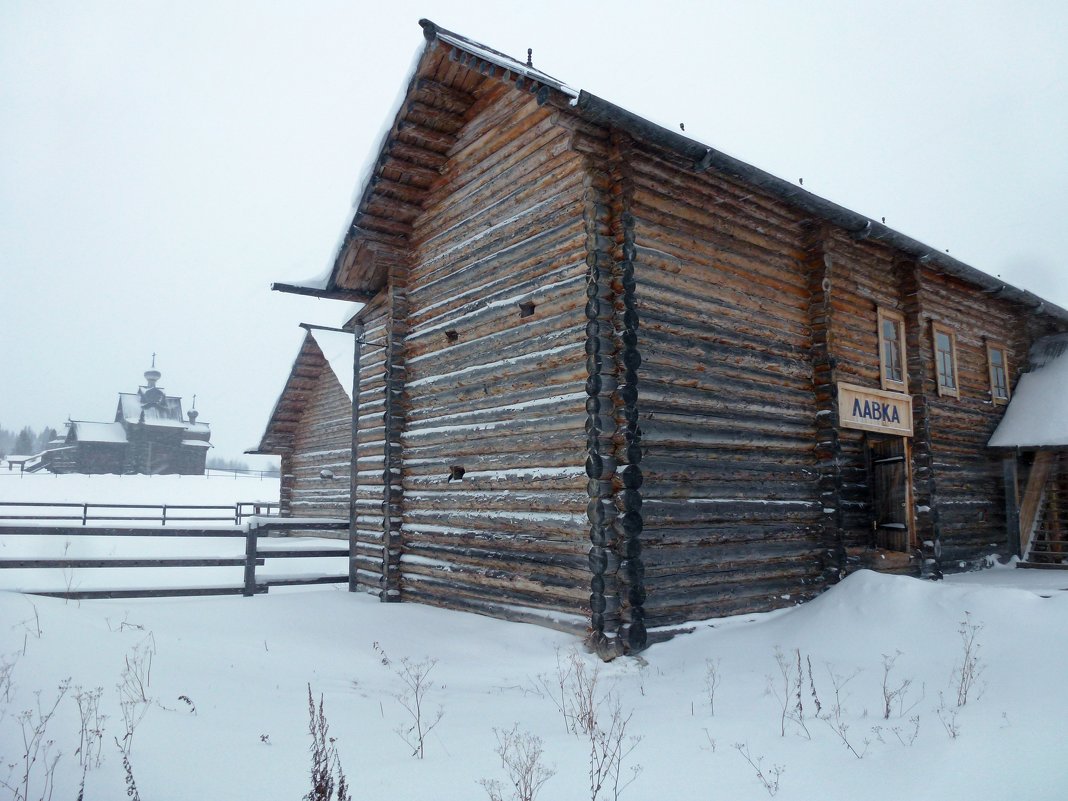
444, 329, 459, 344
518, 300, 536, 318
448, 465, 466, 482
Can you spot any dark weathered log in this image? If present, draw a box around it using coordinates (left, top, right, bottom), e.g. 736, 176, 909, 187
261, 575, 349, 587
29, 586, 267, 600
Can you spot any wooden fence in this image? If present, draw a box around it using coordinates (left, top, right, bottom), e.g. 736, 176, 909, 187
0, 500, 278, 526
0, 518, 348, 599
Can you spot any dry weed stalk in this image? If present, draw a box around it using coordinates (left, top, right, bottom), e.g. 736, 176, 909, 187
1, 680, 70, 801
304, 685, 351, 801
374, 643, 445, 759
479, 724, 555, 801
953, 613, 984, 707
703, 658, 722, 716
541, 651, 642, 801
732, 742, 783, 797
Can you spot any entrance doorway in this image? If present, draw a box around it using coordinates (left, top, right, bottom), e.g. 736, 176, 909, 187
867, 436, 912, 551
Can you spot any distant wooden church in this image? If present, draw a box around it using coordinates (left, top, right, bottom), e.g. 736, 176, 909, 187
52, 363, 211, 475
266, 21, 1068, 655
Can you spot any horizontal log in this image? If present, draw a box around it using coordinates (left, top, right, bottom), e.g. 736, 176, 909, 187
0, 526, 247, 537
262, 575, 349, 587
29, 586, 267, 600
0, 557, 261, 569
255, 549, 348, 559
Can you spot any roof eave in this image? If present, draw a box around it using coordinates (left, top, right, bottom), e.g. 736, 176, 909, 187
570, 90, 1068, 326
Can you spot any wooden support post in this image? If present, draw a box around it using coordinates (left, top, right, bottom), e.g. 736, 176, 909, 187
901, 260, 937, 560
1019, 451, 1055, 559
349, 322, 364, 593
804, 222, 846, 578
162, 505, 167, 526
1003, 456, 1021, 557
243, 525, 259, 597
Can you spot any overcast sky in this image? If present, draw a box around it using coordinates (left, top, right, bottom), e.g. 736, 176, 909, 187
2, 1, 1066, 465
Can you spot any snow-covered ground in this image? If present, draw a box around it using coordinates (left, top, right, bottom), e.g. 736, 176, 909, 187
0, 473, 318, 595
2, 476, 1067, 800
0, 471, 280, 507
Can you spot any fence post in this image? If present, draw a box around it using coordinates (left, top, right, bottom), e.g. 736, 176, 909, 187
162, 505, 167, 526
82, 503, 88, 526
234, 503, 240, 525
243, 525, 259, 597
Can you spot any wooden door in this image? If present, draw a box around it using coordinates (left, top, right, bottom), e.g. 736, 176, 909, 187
869, 437, 910, 551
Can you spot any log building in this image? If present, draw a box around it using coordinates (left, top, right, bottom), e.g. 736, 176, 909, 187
989, 333, 1068, 566
52, 363, 211, 475
271, 21, 1067, 656
251, 326, 354, 530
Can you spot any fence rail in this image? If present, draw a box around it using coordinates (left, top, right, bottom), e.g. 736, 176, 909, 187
0, 464, 280, 479
0, 500, 278, 525
0, 518, 349, 599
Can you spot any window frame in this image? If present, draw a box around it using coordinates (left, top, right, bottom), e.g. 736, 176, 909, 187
877, 307, 908, 393
987, 341, 1011, 404
931, 322, 960, 398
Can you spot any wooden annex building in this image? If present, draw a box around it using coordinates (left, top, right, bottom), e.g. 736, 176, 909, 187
269, 21, 1067, 656
252, 326, 355, 524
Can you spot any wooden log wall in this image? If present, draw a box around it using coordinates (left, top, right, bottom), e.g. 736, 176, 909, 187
397, 84, 592, 630
279, 452, 293, 513
332, 33, 1068, 639
604, 134, 646, 654
286, 349, 352, 537
351, 296, 390, 592
818, 229, 1058, 568
900, 261, 938, 563
622, 139, 824, 628
914, 267, 1049, 564
803, 221, 847, 580
815, 232, 903, 550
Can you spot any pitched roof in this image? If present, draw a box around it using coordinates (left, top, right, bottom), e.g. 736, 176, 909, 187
70, 421, 127, 444
115, 390, 210, 434
288, 19, 1068, 327
988, 334, 1068, 448
249, 327, 352, 455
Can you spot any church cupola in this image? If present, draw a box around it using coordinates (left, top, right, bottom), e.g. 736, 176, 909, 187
141, 354, 164, 406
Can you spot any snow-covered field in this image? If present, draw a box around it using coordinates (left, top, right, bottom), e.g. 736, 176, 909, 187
0, 473, 330, 596
2, 476, 1067, 800
0, 471, 280, 507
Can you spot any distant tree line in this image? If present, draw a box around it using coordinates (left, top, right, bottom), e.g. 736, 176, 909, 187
0, 423, 60, 458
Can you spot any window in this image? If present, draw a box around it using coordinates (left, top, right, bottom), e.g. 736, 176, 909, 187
931, 323, 959, 398
987, 342, 1010, 403
877, 308, 908, 392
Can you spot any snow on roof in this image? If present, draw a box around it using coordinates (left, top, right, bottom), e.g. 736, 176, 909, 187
310, 329, 356, 402
118, 393, 183, 424
988, 334, 1068, 448
180, 439, 212, 448
71, 421, 127, 444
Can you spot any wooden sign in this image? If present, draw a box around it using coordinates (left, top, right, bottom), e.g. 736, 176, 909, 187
837, 382, 913, 437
